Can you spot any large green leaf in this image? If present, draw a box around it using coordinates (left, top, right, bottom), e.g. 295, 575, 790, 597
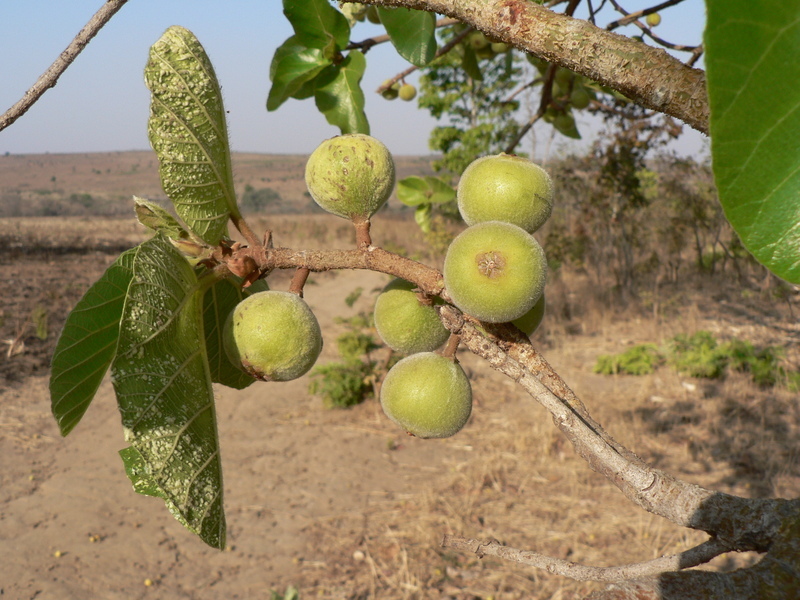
377, 7, 437, 67
705, 0, 800, 283
111, 235, 225, 549
145, 26, 238, 245
203, 277, 268, 390
283, 0, 350, 55
267, 36, 332, 111
49, 248, 137, 436
314, 51, 369, 134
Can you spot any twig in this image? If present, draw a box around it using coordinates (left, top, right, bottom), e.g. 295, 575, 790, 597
441, 535, 730, 582
0, 0, 130, 132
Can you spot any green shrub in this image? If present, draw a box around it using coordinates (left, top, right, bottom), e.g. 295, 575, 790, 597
594, 343, 664, 375
668, 331, 727, 378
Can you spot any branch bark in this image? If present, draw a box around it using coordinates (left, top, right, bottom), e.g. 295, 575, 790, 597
360, 0, 708, 134
0, 0, 130, 132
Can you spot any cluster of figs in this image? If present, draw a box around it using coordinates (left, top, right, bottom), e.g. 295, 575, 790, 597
223, 134, 553, 439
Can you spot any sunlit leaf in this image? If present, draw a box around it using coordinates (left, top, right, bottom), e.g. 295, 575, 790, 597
283, 0, 350, 53
49, 248, 136, 436
377, 7, 437, 67
145, 26, 238, 245
414, 204, 433, 233
397, 176, 455, 206
314, 51, 369, 134
111, 235, 225, 548
267, 36, 331, 111
705, 0, 800, 282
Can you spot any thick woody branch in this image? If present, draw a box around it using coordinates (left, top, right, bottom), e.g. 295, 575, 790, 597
0, 0, 129, 132
436, 305, 798, 553
358, 0, 708, 134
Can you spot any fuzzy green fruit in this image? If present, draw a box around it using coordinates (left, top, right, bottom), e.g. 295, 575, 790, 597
222, 291, 323, 382
512, 294, 545, 336
457, 153, 554, 233
305, 134, 396, 222
646, 12, 661, 27
490, 42, 509, 53
374, 278, 450, 354
444, 221, 546, 323
398, 83, 417, 102
380, 352, 472, 439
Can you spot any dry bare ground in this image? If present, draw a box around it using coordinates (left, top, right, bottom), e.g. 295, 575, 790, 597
2, 191, 799, 598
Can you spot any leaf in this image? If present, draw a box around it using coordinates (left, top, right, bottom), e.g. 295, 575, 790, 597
134, 197, 189, 240
145, 26, 238, 245
111, 235, 225, 549
267, 36, 331, 111
49, 248, 137, 436
203, 277, 268, 390
705, 0, 800, 283
397, 176, 455, 206
414, 204, 433, 233
283, 0, 350, 53
314, 51, 370, 134
377, 7, 437, 67
461, 45, 483, 82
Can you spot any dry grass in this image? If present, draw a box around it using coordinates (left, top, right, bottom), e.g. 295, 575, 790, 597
3, 191, 798, 598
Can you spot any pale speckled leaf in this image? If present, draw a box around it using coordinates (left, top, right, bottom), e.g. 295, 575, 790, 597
145, 26, 238, 245
133, 197, 189, 240
111, 235, 225, 549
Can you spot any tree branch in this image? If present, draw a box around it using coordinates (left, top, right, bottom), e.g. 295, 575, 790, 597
360, 0, 708, 134
0, 0, 129, 132
441, 535, 731, 582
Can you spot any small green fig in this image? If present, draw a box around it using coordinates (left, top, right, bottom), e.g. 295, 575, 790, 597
457, 153, 554, 233
398, 83, 417, 102
570, 87, 591, 109
512, 294, 545, 336
222, 291, 323, 382
374, 278, 450, 354
490, 42, 509, 53
646, 12, 661, 27
444, 221, 547, 323
380, 352, 472, 439
304, 134, 396, 222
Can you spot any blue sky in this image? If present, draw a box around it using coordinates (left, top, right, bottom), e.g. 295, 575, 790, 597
0, 1, 707, 158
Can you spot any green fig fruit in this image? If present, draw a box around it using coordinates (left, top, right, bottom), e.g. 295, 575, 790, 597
646, 12, 661, 27
222, 291, 323, 382
444, 221, 547, 323
380, 352, 472, 438
511, 294, 545, 336
457, 153, 554, 233
398, 83, 417, 102
305, 134, 396, 222
570, 87, 591, 109
374, 278, 450, 354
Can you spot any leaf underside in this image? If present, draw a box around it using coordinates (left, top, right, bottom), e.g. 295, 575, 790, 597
705, 0, 800, 283
111, 235, 225, 549
145, 26, 237, 246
